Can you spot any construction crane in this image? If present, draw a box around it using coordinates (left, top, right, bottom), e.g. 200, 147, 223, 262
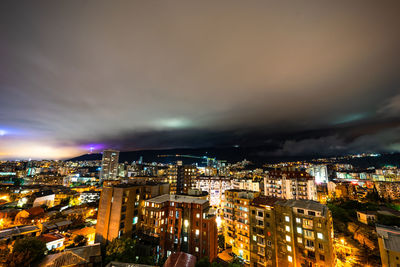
157, 154, 218, 166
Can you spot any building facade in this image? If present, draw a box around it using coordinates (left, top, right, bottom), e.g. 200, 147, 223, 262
167, 163, 198, 194
231, 196, 336, 267
193, 176, 233, 207
264, 171, 317, 201
141, 194, 218, 261
95, 182, 169, 244
100, 150, 120, 182
223, 189, 260, 263
376, 225, 400, 267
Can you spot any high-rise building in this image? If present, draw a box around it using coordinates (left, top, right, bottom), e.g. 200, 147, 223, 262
223, 189, 260, 264
100, 150, 119, 182
376, 225, 400, 267
248, 196, 335, 267
264, 171, 317, 201
141, 194, 218, 262
167, 163, 198, 194
95, 182, 169, 244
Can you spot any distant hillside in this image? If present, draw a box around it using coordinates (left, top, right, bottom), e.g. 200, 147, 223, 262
67, 147, 400, 169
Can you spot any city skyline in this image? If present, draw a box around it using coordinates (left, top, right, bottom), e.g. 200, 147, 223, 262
1, 0, 400, 160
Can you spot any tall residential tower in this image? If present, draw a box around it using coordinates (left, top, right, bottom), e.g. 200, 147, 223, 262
100, 149, 119, 182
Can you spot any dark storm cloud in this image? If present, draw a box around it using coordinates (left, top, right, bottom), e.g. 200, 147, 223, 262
0, 0, 400, 159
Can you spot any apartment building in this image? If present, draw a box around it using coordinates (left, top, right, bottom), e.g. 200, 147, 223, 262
141, 194, 217, 261
193, 176, 233, 207
167, 163, 198, 194
264, 171, 317, 201
376, 224, 400, 267
95, 182, 169, 244
248, 196, 335, 267
223, 189, 260, 263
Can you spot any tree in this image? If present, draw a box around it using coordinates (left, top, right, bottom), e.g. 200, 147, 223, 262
196, 257, 211, 267
105, 237, 137, 263
218, 234, 225, 251
8, 237, 47, 267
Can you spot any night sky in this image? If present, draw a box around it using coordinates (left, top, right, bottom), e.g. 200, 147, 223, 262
1, 0, 400, 159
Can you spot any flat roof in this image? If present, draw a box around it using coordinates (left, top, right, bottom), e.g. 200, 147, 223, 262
278, 199, 326, 214
146, 194, 208, 205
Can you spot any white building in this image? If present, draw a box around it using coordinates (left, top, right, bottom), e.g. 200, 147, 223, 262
193, 177, 233, 207
32, 190, 55, 208
306, 165, 328, 184
264, 170, 317, 201
232, 179, 260, 192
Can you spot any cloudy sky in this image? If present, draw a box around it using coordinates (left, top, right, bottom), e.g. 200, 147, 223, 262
1, 0, 400, 159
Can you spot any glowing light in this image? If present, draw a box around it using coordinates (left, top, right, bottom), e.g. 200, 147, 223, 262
216, 216, 222, 228
0, 130, 6, 136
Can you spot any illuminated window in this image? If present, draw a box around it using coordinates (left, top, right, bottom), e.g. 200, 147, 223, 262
196, 229, 200, 235
288, 255, 293, 262
297, 227, 302, 234
296, 218, 301, 224
195, 247, 199, 252
286, 235, 291, 242
285, 226, 290, 232
287, 245, 292, 252
297, 237, 302, 243
196, 213, 200, 218
253, 235, 257, 241
317, 233, 323, 240
285, 216, 290, 222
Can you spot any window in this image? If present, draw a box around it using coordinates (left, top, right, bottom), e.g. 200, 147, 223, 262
253, 235, 257, 241
285, 225, 291, 232
306, 239, 314, 248
297, 237, 302, 244
252, 210, 255, 215
287, 245, 292, 252
297, 227, 302, 234
308, 211, 316, 216
303, 219, 313, 228
319, 243, 324, 250
258, 211, 263, 217
297, 209, 304, 214
286, 235, 291, 242
285, 216, 290, 222
317, 233, 323, 240
304, 230, 314, 238
267, 240, 272, 247
196, 229, 200, 235
195, 247, 199, 252
320, 254, 325, 261
184, 236, 187, 242
288, 256, 293, 262
296, 218, 301, 224
196, 213, 200, 218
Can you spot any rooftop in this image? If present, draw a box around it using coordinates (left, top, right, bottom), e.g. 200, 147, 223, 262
251, 196, 280, 207
278, 199, 327, 214
146, 194, 208, 205
164, 252, 196, 267
0, 225, 40, 240
267, 170, 313, 180
40, 233, 65, 243
377, 224, 400, 252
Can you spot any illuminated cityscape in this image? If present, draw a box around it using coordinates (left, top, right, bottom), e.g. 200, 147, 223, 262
1, 1, 400, 267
